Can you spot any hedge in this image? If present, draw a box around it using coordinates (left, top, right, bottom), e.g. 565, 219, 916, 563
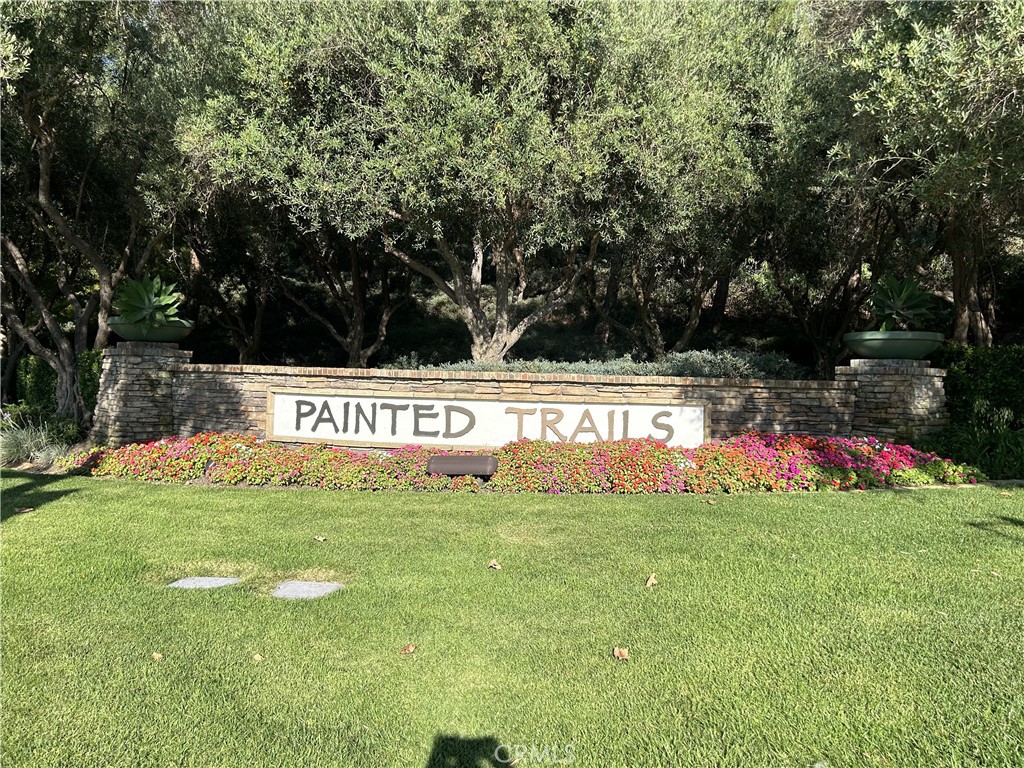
12, 350, 103, 420
385, 349, 810, 380
925, 344, 1024, 479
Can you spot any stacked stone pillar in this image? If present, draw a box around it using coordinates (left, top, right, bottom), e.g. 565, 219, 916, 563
834, 359, 948, 443
89, 342, 193, 446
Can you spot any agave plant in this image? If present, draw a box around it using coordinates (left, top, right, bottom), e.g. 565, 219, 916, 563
112, 275, 192, 330
870, 276, 935, 331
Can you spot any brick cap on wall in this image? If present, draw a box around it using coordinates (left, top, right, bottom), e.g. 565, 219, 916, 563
849, 358, 931, 368
104, 341, 193, 358
173, 362, 850, 390
836, 358, 945, 376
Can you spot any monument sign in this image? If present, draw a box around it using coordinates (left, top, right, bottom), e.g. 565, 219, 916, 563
268, 390, 706, 449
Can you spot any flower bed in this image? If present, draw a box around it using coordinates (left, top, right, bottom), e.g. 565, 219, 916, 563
56, 432, 984, 493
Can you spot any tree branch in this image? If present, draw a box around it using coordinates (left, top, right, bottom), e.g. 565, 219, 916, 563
277, 276, 349, 349
1, 234, 73, 359
381, 233, 458, 304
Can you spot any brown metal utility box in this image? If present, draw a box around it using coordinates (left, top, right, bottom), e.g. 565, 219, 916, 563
426, 455, 498, 478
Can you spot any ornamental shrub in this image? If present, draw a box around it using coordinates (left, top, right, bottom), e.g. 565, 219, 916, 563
386, 349, 810, 380
924, 344, 1024, 479
931, 345, 1024, 425
14, 350, 102, 424
57, 432, 984, 493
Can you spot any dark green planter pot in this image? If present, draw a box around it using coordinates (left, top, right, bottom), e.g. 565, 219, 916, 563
108, 317, 194, 342
843, 331, 944, 360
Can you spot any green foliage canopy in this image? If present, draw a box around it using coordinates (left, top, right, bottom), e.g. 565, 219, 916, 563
181, 0, 756, 360
842, 1, 1024, 345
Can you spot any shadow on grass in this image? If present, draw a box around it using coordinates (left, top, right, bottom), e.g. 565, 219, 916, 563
424, 734, 503, 768
965, 516, 1024, 544
0, 470, 78, 522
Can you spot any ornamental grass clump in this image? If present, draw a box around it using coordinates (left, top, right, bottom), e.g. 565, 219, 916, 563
57, 431, 984, 493
0, 422, 69, 467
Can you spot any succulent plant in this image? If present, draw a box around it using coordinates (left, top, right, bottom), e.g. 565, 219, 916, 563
112, 275, 192, 329
870, 275, 935, 331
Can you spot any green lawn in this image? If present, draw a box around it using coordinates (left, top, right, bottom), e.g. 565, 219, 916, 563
1, 472, 1022, 768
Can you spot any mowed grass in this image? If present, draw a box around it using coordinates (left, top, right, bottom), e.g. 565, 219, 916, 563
1, 473, 1022, 768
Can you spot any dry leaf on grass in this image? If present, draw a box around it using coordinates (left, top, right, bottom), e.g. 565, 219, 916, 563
612, 647, 630, 661
152, 652, 164, 661
487, 559, 502, 570
400, 644, 417, 655
704, 499, 717, 505
645, 573, 658, 588
313, 536, 327, 542
253, 654, 264, 662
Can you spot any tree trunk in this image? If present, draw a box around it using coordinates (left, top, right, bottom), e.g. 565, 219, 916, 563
94, 282, 116, 349
346, 312, 368, 368
968, 277, 993, 347
812, 341, 838, 380
637, 310, 666, 360
236, 301, 265, 365
382, 220, 593, 365
2, 235, 90, 426
944, 216, 993, 346
596, 265, 620, 345
1, 334, 27, 405
629, 253, 666, 360
708, 266, 731, 335
344, 241, 368, 367
54, 354, 87, 425
669, 292, 704, 354
586, 262, 643, 353
238, 293, 266, 365
469, 330, 523, 363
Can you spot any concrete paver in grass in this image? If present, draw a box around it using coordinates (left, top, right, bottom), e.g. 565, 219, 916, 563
168, 577, 241, 589
272, 580, 344, 599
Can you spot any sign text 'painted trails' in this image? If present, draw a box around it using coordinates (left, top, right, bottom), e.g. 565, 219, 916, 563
269, 391, 705, 449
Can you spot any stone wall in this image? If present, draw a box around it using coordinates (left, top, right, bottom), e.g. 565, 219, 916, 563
91, 342, 194, 445
89, 342, 949, 447
835, 358, 948, 442
172, 364, 855, 443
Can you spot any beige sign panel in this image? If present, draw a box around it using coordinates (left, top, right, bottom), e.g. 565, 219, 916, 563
268, 390, 705, 449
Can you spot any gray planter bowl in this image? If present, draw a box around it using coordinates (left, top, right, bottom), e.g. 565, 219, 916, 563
108, 317, 194, 342
843, 331, 944, 360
